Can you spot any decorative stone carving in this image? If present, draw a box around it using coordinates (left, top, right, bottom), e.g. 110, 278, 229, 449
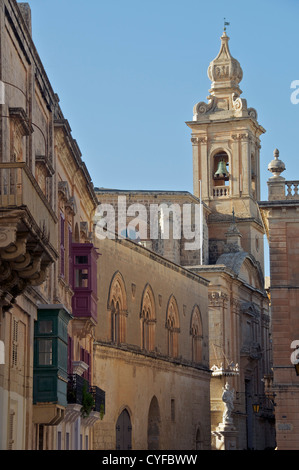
80, 221, 89, 237
268, 148, 286, 179
65, 196, 77, 216
208, 291, 228, 306
211, 362, 239, 377
232, 93, 247, 112
193, 97, 216, 119
0, 227, 18, 249
58, 181, 70, 201
248, 107, 258, 120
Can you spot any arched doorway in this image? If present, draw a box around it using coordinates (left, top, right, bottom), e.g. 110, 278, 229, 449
116, 409, 132, 450
147, 396, 160, 450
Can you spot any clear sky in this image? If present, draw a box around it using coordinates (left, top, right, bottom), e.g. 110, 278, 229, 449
25, 0, 299, 275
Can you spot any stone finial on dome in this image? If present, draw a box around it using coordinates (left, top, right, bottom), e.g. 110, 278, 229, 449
207, 31, 243, 98
268, 148, 286, 179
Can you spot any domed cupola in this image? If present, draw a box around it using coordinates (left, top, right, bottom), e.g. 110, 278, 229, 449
207, 30, 243, 98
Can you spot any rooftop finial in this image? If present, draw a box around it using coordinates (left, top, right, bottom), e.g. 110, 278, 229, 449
268, 148, 286, 179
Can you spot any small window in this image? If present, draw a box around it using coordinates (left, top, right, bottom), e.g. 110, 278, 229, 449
38, 339, 53, 365
75, 255, 88, 265
39, 320, 53, 334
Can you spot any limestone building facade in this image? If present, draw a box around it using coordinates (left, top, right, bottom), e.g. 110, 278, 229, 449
259, 151, 299, 450
92, 235, 211, 450
0, 0, 103, 450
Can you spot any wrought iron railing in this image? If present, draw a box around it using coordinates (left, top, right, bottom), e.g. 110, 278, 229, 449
67, 373, 86, 405
67, 374, 106, 416
90, 385, 106, 414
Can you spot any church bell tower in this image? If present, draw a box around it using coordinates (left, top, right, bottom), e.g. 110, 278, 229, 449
186, 30, 266, 270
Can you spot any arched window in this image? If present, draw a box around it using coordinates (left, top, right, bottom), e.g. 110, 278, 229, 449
190, 306, 203, 363
140, 284, 156, 351
166, 295, 180, 357
108, 272, 127, 344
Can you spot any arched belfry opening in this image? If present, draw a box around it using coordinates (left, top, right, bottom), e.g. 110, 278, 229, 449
213, 150, 230, 197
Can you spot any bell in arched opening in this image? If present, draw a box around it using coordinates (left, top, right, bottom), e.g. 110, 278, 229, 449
214, 159, 229, 181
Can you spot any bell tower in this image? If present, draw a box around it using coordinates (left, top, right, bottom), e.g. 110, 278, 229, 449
186, 30, 266, 270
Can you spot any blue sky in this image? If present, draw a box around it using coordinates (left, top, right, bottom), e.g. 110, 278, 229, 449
26, 0, 299, 274
26, 0, 299, 195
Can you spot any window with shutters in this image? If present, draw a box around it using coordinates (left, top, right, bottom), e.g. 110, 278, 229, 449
12, 318, 18, 368
68, 225, 73, 287
60, 212, 65, 277
80, 346, 91, 383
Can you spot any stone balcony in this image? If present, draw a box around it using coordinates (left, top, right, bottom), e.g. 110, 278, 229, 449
0, 162, 57, 308
285, 181, 299, 200
213, 185, 230, 198
267, 179, 299, 202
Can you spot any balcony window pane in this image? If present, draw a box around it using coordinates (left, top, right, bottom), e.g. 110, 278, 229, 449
39, 320, 53, 334
38, 339, 53, 365
75, 268, 89, 288
75, 255, 88, 265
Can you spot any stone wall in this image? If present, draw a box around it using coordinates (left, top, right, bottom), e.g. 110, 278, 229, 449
92, 236, 211, 450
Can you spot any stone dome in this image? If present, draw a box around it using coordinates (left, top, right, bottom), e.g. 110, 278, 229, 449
207, 31, 243, 95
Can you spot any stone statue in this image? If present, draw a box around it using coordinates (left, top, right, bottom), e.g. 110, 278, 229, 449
222, 382, 234, 425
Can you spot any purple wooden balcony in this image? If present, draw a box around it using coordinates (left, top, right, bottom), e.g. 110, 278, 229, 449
71, 243, 99, 323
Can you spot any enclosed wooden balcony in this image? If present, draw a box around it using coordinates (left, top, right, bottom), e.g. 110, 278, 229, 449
71, 243, 99, 324
0, 162, 57, 305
